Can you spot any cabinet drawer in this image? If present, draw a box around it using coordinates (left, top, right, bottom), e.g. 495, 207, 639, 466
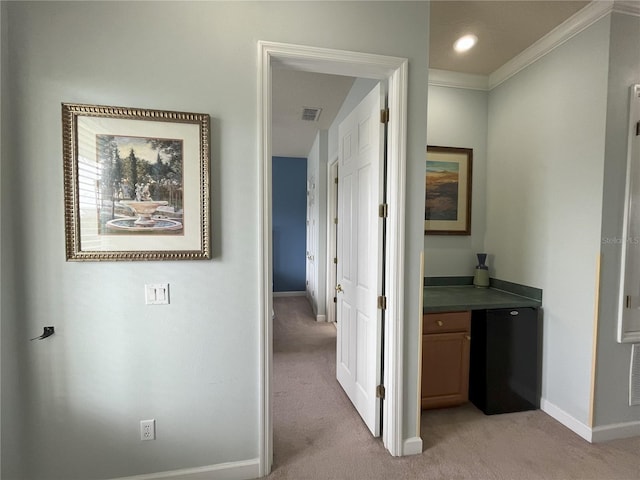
423, 311, 471, 334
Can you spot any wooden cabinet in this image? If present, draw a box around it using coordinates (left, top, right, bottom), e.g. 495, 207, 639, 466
421, 311, 471, 409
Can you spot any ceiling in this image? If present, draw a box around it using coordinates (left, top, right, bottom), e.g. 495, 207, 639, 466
429, 1, 589, 75
272, 68, 355, 158
272, 0, 593, 157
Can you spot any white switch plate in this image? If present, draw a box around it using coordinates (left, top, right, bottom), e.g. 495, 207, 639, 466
145, 284, 169, 305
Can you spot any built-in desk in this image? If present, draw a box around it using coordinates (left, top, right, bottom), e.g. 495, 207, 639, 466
422, 280, 542, 415
423, 284, 542, 313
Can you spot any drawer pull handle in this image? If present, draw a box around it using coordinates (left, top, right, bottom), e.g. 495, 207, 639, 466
437, 320, 444, 327
465, 335, 471, 341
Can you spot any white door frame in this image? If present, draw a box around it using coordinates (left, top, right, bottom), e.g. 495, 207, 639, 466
258, 40, 408, 476
326, 156, 338, 325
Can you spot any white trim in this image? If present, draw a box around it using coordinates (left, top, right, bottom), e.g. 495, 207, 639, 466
428, 68, 489, 91
258, 40, 273, 478
402, 436, 423, 456
540, 398, 593, 442
273, 291, 306, 297
382, 56, 409, 458
542, 398, 640, 443
613, 0, 640, 17
316, 314, 327, 322
428, 2, 640, 92
592, 419, 640, 442
109, 459, 260, 480
258, 41, 409, 474
325, 157, 338, 326
489, 1, 614, 89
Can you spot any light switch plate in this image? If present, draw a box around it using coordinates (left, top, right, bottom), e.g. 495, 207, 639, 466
145, 284, 169, 305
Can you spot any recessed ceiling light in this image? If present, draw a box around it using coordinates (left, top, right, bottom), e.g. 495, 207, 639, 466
454, 34, 478, 53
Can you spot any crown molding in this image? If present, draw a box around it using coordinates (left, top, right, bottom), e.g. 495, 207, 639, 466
613, 0, 640, 16
488, 0, 615, 89
428, 68, 489, 91
428, 1, 638, 92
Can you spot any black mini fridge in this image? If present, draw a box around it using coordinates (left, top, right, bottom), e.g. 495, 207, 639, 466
469, 307, 542, 415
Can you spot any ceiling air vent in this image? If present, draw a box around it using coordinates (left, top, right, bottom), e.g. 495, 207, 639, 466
301, 107, 322, 122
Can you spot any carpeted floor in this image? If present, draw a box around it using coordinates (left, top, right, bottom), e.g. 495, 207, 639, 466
268, 296, 640, 480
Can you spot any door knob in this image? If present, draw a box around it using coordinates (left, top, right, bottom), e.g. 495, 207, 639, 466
336, 284, 343, 293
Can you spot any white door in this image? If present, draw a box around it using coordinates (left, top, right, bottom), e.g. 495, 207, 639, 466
327, 159, 339, 324
336, 83, 385, 436
306, 179, 316, 304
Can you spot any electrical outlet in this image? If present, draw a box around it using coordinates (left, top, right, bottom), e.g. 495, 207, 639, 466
140, 419, 156, 441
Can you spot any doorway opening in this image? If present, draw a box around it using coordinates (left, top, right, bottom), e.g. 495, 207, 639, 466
258, 41, 411, 476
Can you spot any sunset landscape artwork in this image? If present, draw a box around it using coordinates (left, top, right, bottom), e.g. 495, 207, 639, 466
425, 160, 459, 221
424, 145, 472, 235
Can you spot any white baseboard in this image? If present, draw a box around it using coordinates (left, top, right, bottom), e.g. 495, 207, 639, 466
540, 398, 593, 442
273, 291, 306, 297
402, 436, 423, 456
110, 458, 260, 480
592, 420, 640, 443
542, 398, 640, 443
316, 314, 327, 322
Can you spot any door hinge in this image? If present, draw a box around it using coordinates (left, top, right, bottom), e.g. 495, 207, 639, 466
377, 295, 387, 310
626, 295, 640, 308
376, 384, 386, 399
333, 296, 337, 303
380, 108, 389, 124
636, 121, 640, 136
333, 257, 337, 264
334, 217, 338, 224
335, 177, 339, 184
378, 203, 388, 218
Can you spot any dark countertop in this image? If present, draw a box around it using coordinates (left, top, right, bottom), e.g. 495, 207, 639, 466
424, 285, 542, 313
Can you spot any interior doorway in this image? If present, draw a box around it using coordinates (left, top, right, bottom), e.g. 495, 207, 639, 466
259, 41, 411, 476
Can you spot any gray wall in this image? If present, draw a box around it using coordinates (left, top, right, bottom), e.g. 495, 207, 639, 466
1, 2, 26, 478
1, 2, 429, 479
595, 11, 640, 427
425, 9, 640, 436
425, 85, 488, 276
485, 17, 611, 425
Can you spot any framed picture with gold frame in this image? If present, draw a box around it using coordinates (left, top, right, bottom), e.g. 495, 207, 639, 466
425, 145, 472, 235
62, 103, 211, 260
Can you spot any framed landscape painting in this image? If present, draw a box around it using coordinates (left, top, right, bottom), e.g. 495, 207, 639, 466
425, 145, 472, 235
62, 103, 210, 260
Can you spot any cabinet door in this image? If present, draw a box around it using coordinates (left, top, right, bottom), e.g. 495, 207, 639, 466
421, 332, 470, 409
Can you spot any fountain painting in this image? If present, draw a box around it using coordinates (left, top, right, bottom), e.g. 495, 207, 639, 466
96, 134, 184, 235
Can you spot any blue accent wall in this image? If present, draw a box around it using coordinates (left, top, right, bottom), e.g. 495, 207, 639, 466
273, 157, 307, 292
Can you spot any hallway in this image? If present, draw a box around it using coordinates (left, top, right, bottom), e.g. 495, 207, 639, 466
268, 296, 640, 480
270, 296, 398, 478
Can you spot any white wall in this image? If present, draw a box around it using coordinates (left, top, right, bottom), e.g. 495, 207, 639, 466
425, 85, 488, 276
485, 16, 611, 426
306, 130, 328, 319
595, 11, 640, 428
1, 2, 429, 479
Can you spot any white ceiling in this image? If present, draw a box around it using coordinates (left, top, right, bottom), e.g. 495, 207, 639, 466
272, 68, 354, 158
271, 0, 602, 158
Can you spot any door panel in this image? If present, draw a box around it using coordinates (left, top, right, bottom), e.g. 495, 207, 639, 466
336, 83, 384, 436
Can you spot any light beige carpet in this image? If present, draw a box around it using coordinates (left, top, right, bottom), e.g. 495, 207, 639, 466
268, 296, 640, 480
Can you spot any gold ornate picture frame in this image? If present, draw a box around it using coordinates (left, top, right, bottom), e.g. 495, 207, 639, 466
62, 103, 211, 261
